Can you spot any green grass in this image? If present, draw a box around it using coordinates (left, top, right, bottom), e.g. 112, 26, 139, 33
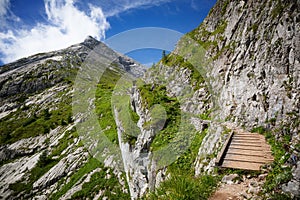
221, 0, 230, 15
148, 174, 218, 200
129, 101, 140, 124
138, 84, 181, 151
148, 128, 219, 200
251, 126, 293, 198
50, 155, 130, 200
9, 151, 59, 195
0, 94, 73, 145
51, 127, 78, 158
0, 54, 81, 145
199, 109, 212, 120
71, 168, 130, 199
271, 0, 284, 19
161, 54, 204, 90
95, 69, 122, 144
49, 157, 102, 200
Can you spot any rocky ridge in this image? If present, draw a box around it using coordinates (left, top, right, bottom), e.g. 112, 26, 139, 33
0, 0, 299, 199
0, 36, 145, 199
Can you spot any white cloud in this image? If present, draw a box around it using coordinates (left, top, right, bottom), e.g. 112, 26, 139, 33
99, 0, 173, 17
0, 0, 109, 64
0, 0, 174, 64
0, 0, 9, 16
0, 0, 20, 29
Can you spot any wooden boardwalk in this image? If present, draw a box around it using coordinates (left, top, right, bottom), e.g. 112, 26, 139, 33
216, 124, 274, 171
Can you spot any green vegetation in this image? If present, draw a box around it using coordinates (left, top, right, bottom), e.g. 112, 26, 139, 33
50, 157, 100, 200
271, 0, 284, 19
212, 20, 228, 35
139, 84, 181, 150
222, 0, 230, 15
8, 128, 80, 196
199, 109, 212, 120
162, 54, 204, 89
250, 23, 259, 34
50, 157, 129, 200
251, 126, 293, 198
148, 128, 219, 200
95, 69, 121, 144
149, 174, 218, 200
9, 150, 59, 195
71, 168, 129, 199
51, 127, 79, 158
0, 92, 73, 145
212, 41, 235, 61
129, 102, 140, 124
188, 20, 227, 48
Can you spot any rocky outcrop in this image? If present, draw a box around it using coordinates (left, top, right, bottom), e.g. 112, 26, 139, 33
282, 161, 300, 197
189, 0, 299, 130
114, 86, 162, 199
0, 36, 144, 199
183, 0, 299, 197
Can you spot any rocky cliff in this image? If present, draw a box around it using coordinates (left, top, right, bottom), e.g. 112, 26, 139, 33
0, 36, 145, 199
120, 0, 300, 198
186, 0, 300, 197
151, 0, 300, 197
0, 0, 299, 199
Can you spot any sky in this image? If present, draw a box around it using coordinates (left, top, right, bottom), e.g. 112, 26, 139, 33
0, 0, 216, 66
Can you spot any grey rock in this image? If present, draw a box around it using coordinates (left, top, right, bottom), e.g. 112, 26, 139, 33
292, 161, 300, 181
247, 186, 260, 195
282, 180, 300, 197
221, 174, 239, 184
258, 173, 268, 181
33, 147, 87, 190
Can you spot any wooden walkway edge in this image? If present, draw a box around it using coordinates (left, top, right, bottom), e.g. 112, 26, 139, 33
215, 125, 274, 171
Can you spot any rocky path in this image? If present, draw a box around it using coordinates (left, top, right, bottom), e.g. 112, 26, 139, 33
209, 173, 268, 200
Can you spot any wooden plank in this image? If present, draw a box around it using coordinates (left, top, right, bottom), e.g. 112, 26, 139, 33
227, 148, 273, 157
230, 142, 263, 147
231, 142, 271, 148
234, 134, 264, 138
230, 145, 270, 151
215, 131, 234, 166
216, 125, 274, 171
222, 160, 262, 171
226, 149, 268, 157
234, 134, 263, 137
232, 138, 263, 143
224, 154, 274, 163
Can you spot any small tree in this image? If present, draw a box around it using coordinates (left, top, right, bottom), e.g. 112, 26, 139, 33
162, 50, 166, 59
43, 109, 51, 120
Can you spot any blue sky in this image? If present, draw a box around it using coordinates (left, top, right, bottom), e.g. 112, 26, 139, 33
0, 0, 216, 66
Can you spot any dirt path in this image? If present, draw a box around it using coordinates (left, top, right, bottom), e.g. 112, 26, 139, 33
209, 173, 268, 200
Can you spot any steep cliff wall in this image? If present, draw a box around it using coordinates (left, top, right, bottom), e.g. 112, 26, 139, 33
149, 0, 300, 198
193, 0, 300, 131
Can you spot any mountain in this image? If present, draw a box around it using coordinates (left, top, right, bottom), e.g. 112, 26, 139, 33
0, 0, 299, 199
0, 36, 145, 199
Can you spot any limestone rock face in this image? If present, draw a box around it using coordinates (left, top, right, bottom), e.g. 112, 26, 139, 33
183, 0, 299, 197
191, 0, 299, 130
0, 36, 144, 199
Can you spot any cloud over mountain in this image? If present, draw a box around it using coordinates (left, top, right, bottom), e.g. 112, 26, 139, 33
0, 0, 109, 64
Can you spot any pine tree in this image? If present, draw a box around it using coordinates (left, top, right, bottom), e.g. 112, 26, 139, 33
162, 50, 166, 59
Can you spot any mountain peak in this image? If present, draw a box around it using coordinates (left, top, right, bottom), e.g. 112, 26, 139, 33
84, 35, 98, 42
81, 35, 100, 49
